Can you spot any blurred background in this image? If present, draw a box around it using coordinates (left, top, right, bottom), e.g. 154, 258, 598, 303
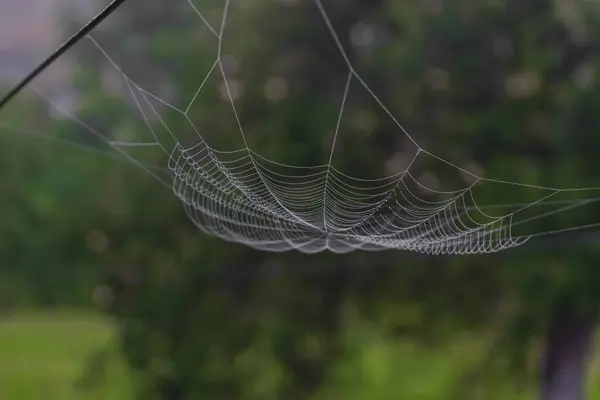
2, 0, 600, 398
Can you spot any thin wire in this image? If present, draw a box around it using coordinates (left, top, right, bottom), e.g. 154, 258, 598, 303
0, 0, 130, 112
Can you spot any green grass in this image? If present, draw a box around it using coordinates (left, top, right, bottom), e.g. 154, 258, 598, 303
0, 310, 133, 400
2, 309, 600, 399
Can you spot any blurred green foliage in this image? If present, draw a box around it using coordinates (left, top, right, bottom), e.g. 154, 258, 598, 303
3, 0, 600, 398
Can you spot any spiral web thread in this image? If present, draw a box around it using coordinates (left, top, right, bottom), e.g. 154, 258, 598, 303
4, 0, 600, 255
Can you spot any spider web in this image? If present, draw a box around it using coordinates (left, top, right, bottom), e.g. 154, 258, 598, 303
2, 0, 600, 254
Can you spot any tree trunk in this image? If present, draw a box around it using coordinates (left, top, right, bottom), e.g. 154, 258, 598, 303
540, 306, 595, 400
